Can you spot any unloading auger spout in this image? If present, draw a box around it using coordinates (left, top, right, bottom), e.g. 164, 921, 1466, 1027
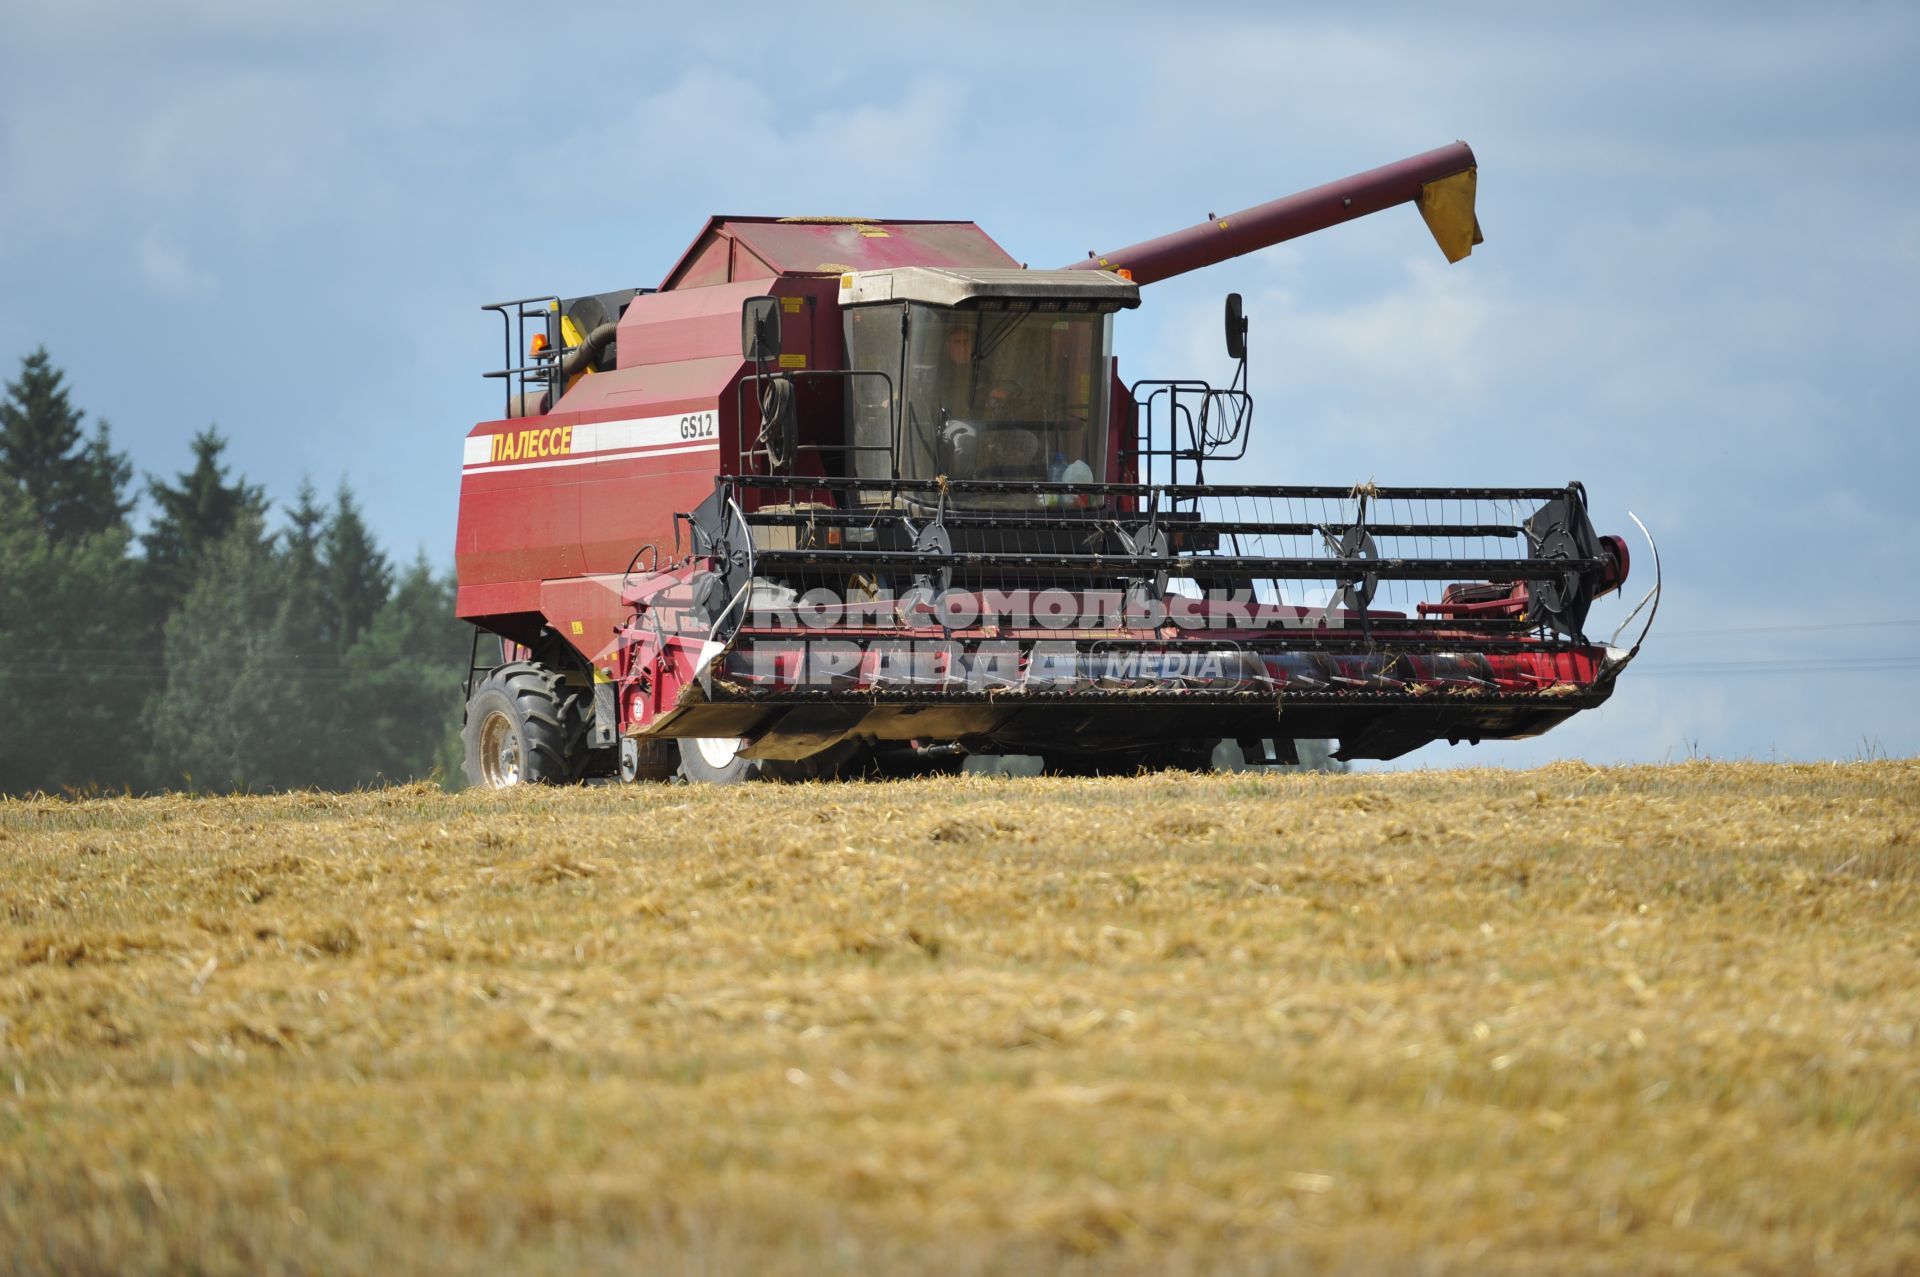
1065, 141, 1483, 284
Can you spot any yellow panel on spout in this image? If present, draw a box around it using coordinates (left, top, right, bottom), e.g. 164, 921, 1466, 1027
1417, 168, 1485, 263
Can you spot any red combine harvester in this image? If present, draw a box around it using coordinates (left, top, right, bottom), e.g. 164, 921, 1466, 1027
454, 142, 1658, 786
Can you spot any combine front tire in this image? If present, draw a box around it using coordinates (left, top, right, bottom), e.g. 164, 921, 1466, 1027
678, 736, 846, 784
678, 736, 761, 784
462, 663, 590, 789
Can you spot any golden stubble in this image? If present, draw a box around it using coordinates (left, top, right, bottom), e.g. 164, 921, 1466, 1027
1, 761, 1915, 1275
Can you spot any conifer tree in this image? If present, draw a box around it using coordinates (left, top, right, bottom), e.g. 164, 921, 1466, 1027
322, 484, 391, 654
141, 428, 268, 618
145, 510, 312, 791
273, 481, 356, 785
283, 479, 325, 590
0, 347, 132, 541
0, 484, 139, 793
340, 556, 467, 783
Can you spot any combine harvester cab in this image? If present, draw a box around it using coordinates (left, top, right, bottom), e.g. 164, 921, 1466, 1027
454, 142, 1658, 786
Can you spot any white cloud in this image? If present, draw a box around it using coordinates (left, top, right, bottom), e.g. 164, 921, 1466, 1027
135, 228, 214, 296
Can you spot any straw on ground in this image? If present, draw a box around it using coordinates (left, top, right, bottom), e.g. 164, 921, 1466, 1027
1, 761, 1915, 1274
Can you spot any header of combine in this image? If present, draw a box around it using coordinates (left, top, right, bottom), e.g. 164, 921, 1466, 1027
453, 142, 1656, 786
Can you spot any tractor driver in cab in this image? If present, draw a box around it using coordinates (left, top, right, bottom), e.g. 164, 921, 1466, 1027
938, 324, 1030, 419
934, 320, 1048, 481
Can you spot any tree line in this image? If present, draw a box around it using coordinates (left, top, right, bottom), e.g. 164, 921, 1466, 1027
0, 349, 470, 795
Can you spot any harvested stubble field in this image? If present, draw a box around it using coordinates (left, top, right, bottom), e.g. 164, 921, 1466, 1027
0, 762, 1915, 1276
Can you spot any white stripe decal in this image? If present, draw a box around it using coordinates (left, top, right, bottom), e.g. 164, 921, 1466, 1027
463, 410, 719, 471
468, 443, 719, 476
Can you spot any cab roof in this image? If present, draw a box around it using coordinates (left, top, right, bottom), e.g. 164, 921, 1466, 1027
837, 266, 1139, 310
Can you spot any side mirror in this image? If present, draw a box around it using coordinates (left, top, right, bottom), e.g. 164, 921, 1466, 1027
742, 296, 782, 361
1224, 292, 1247, 361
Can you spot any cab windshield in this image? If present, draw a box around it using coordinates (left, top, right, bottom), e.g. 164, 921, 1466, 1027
845, 302, 1111, 488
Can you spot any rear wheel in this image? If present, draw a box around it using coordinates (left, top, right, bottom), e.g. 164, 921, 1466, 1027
462, 663, 590, 789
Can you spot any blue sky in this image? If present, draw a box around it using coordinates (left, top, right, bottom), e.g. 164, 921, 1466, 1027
3, 3, 1914, 765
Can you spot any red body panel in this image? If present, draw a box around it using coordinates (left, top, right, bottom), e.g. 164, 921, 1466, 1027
617, 280, 770, 369
455, 270, 850, 649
